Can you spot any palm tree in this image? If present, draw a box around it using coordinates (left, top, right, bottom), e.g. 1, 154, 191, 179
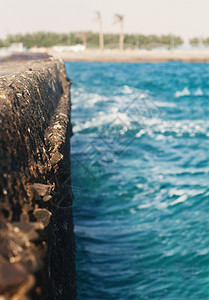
93, 11, 104, 50
114, 14, 124, 51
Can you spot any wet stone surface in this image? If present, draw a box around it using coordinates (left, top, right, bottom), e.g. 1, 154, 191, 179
0, 58, 75, 299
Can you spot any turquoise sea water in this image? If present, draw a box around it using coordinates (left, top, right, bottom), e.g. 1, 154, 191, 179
66, 62, 209, 300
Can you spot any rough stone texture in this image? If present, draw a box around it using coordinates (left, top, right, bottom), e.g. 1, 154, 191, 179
0, 58, 75, 299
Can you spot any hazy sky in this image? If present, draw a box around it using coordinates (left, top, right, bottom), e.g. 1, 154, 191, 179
1, 0, 209, 40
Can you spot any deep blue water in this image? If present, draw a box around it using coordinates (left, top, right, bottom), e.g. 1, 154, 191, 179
66, 62, 209, 300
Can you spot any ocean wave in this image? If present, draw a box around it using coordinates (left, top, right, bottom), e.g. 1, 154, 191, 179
169, 194, 188, 206
72, 85, 161, 113
175, 87, 204, 98
194, 88, 203, 96
135, 118, 209, 138
72, 86, 209, 137
74, 93, 109, 107
73, 108, 131, 133
122, 85, 133, 94
133, 187, 206, 212
155, 101, 176, 108
74, 107, 209, 138
175, 87, 190, 98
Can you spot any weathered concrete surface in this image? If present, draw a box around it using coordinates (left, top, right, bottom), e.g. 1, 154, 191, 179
0, 58, 75, 299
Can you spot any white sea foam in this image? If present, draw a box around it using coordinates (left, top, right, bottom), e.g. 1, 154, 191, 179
122, 85, 150, 99
155, 134, 166, 140
163, 249, 176, 257
175, 87, 204, 98
137, 203, 152, 209
73, 109, 131, 133
169, 195, 188, 206
74, 109, 209, 138
159, 201, 170, 209
197, 248, 209, 255
135, 129, 146, 138
169, 188, 186, 197
175, 87, 190, 98
139, 93, 148, 99
72, 87, 209, 137
169, 188, 205, 197
130, 208, 137, 214
155, 101, 176, 108
194, 88, 203, 96
140, 118, 209, 138
122, 85, 133, 94
136, 183, 145, 189
72, 88, 109, 107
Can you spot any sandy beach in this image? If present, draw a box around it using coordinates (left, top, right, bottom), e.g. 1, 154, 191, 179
48, 48, 209, 63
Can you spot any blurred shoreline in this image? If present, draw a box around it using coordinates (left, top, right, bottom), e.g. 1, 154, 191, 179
48, 49, 209, 63
2, 48, 209, 63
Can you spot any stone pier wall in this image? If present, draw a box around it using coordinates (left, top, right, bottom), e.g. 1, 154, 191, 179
0, 58, 75, 299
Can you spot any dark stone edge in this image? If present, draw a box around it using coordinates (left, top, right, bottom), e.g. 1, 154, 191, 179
0, 58, 76, 299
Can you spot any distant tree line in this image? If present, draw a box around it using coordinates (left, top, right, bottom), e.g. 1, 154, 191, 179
0, 32, 184, 50
189, 37, 209, 46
